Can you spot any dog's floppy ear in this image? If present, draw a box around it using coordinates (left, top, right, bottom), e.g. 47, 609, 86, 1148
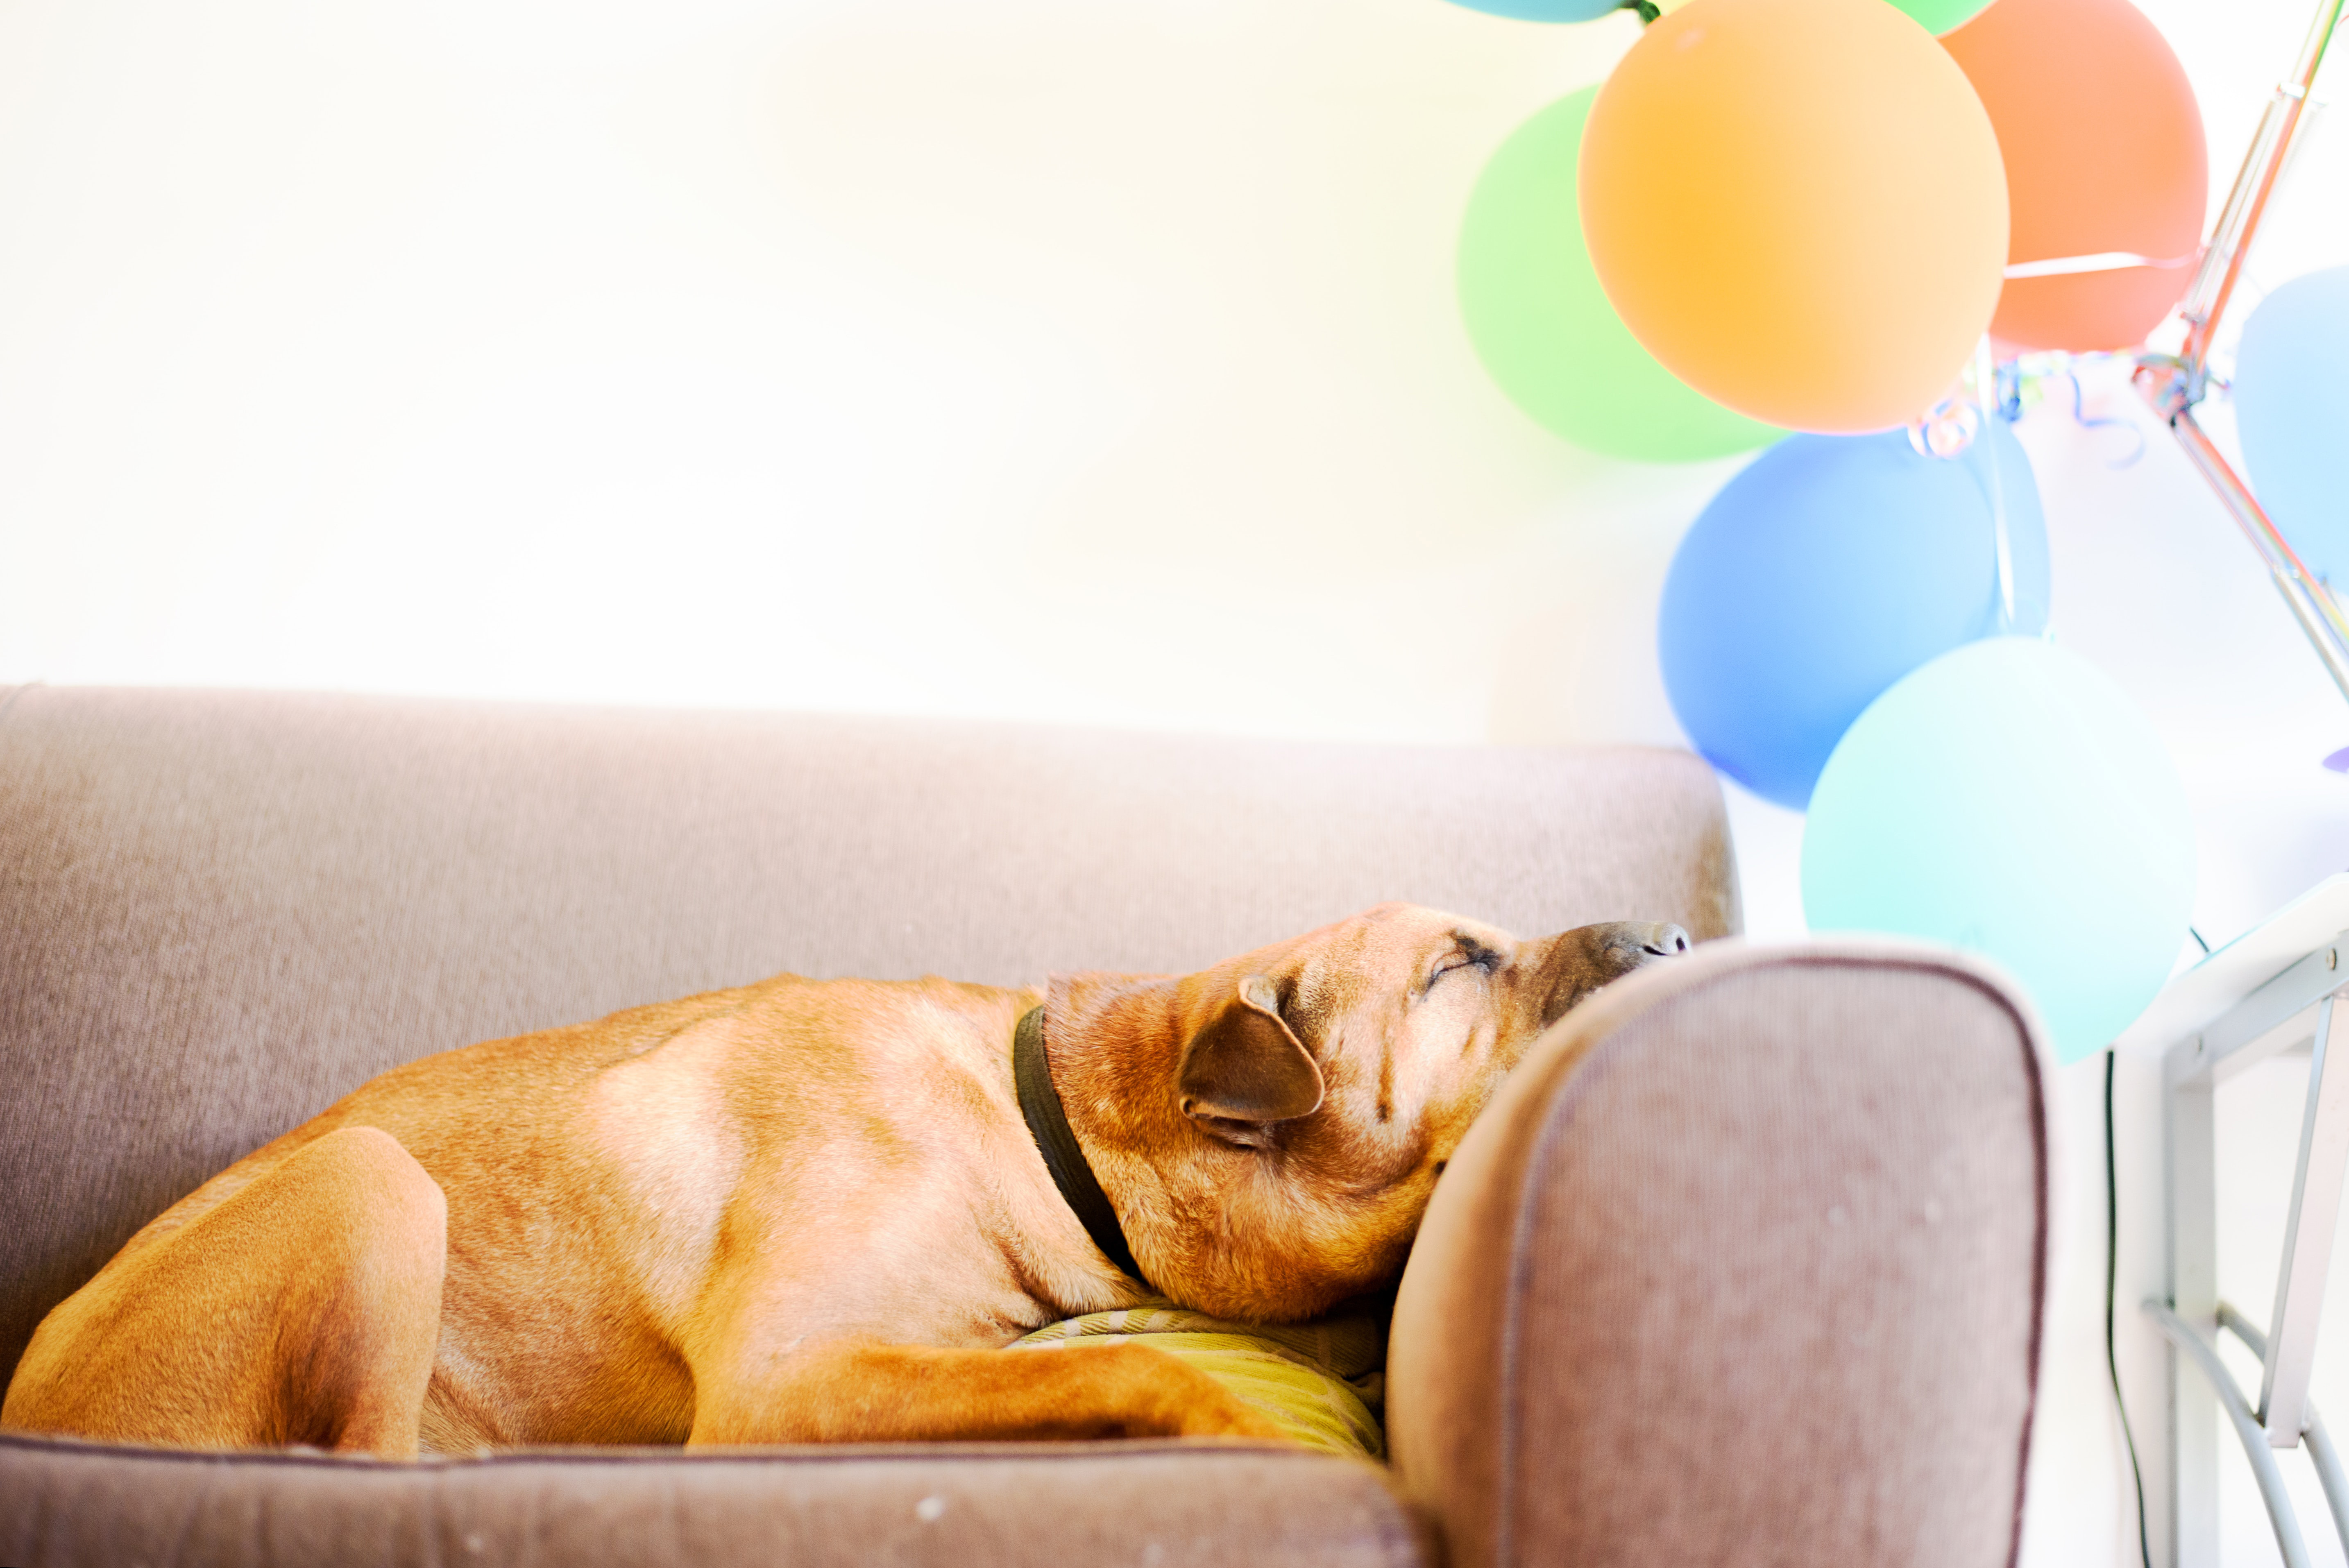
1177, 975, 1325, 1141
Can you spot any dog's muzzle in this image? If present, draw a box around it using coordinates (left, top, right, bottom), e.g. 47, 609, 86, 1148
1537, 921, 1690, 1026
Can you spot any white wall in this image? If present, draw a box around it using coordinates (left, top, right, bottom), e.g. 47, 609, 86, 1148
2, 0, 2344, 1561
0, 0, 1715, 740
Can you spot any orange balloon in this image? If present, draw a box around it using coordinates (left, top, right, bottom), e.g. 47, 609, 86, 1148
1579, 0, 2008, 434
1942, 0, 2207, 352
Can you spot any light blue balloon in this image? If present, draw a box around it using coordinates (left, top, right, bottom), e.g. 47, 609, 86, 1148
1444, 0, 1625, 19
2235, 264, 2349, 587
1802, 637, 2196, 1064
1658, 421, 2050, 810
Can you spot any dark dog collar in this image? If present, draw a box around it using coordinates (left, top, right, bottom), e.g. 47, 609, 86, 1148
1014, 1006, 1150, 1288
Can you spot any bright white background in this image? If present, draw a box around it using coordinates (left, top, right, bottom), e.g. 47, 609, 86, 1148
0, 0, 2343, 1560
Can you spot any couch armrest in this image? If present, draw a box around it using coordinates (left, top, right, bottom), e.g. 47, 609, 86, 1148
1388, 940, 2048, 1568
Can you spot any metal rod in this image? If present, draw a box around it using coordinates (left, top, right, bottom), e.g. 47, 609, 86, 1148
2168, 411, 2349, 706
2175, 0, 2346, 378
2261, 994, 2349, 1444
2178, 934, 2349, 1085
2221, 1304, 2349, 1559
2168, 1053, 2220, 1568
2147, 1299, 2316, 1568
2308, 1420, 2349, 1561
2134, 0, 2347, 722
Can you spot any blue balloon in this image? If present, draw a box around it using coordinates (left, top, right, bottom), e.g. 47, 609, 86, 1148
1802, 637, 2195, 1064
1658, 421, 2050, 810
2235, 265, 2349, 586
1444, 0, 1625, 19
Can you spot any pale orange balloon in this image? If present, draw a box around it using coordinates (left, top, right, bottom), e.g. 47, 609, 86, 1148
1579, 0, 2009, 434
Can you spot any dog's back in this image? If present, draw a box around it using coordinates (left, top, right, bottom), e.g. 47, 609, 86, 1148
13, 975, 1049, 1452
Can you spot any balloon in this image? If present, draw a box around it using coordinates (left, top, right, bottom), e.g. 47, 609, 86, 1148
1578, 0, 2007, 435
1443, 0, 1623, 17
1659, 421, 2050, 809
1458, 89, 1782, 463
1886, 0, 1995, 32
1942, 0, 2208, 352
2234, 265, 2349, 585
1802, 637, 2195, 1065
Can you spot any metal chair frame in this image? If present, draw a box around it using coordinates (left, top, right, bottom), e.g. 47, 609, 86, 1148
2157, 936, 2349, 1567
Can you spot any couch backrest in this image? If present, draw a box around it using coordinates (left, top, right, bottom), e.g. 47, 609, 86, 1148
0, 684, 1736, 1382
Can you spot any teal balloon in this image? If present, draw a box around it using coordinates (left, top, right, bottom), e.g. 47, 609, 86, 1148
1802, 637, 2195, 1064
1445, 0, 1626, 18
2235, 265, 2349, 587
1458, 88, 1781, 462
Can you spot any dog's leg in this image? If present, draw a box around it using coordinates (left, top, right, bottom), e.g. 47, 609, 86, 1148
2, 1125, 447, 1457
684, 1339, 1294, 1446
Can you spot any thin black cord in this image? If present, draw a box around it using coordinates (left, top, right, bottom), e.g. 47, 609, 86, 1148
2108, 1047, 2155, 1568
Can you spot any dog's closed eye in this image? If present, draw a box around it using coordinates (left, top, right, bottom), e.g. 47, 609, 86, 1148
1429, 941, 1502, 990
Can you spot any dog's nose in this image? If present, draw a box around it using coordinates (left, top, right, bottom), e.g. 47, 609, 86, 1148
1641, 924, 1691, 957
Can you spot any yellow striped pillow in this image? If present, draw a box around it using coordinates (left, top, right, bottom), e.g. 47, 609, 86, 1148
1011, 1297, 1388, 1459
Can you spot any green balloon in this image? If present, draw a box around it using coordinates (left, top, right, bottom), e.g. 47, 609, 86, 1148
1883, 0, 1996, 34
1457, 88, 1780, 464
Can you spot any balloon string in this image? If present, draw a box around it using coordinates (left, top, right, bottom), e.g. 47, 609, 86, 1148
1976, 338, 2016, 634
2004, 248, 2203, 280
2067, 373, 2147, 469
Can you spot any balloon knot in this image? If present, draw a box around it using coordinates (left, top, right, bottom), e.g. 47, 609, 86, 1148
1625, 0, 1661, 20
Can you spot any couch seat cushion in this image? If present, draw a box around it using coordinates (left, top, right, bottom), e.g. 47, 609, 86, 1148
0, 1431, 1426, 1568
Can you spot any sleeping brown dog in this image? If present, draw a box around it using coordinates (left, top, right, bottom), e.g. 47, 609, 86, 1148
3, 902, 1686, 1457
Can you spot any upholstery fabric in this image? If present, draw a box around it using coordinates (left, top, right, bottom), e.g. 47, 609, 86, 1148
0, 684, 1737, 1385
0, 1433, 1424, 1568
0, 685, 2061, 1568
1387, 939, 2047, 1568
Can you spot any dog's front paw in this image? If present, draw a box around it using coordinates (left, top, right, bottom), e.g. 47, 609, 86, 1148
1174, 1388, 1296, 1444
1056, 1340, 1298, 1443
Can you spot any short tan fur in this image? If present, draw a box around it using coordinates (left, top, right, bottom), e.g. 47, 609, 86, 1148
4, 904, 1684, 1454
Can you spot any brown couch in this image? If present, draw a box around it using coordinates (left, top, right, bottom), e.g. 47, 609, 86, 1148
0, 685, 2048, 1568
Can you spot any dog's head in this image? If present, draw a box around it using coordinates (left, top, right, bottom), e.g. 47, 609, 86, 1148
1051, 902, 1688, 1322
